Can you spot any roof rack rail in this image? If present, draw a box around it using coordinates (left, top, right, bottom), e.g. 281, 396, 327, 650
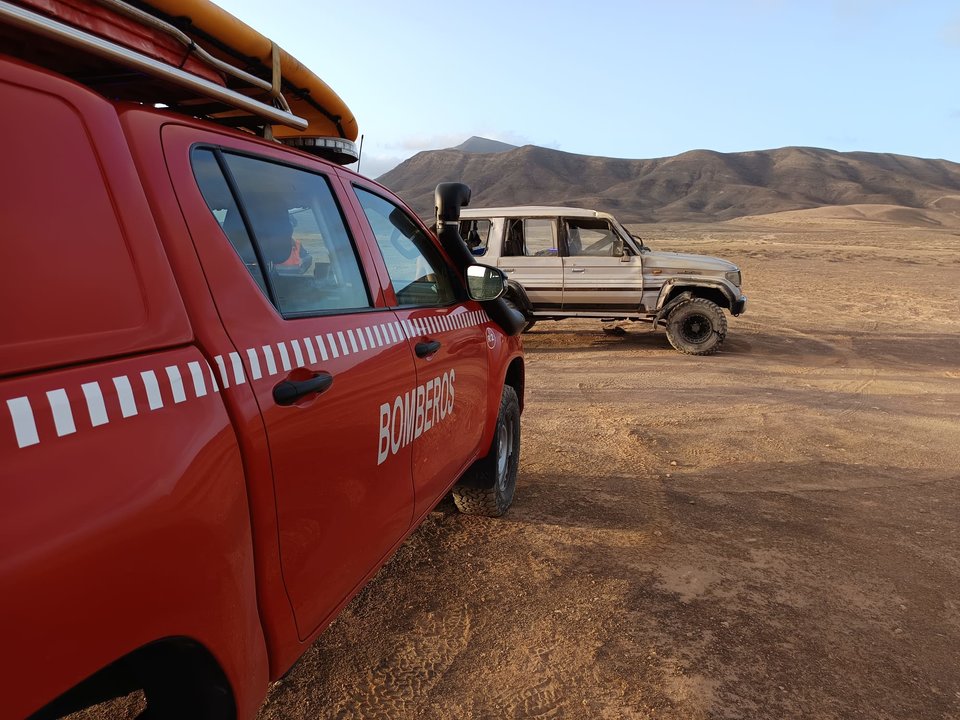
0, 0, 361, 164
92, 0, 288, 109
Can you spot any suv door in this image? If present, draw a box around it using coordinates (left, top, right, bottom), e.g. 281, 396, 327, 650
348, 183, 490, 519
560, 216, 643, 311
166, 129, 417, 638
496, 217, 563, 309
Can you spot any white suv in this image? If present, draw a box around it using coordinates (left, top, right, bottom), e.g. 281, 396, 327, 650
459, 206, 747, 355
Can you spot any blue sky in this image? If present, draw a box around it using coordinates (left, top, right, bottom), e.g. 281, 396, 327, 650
214, 0, 960, 178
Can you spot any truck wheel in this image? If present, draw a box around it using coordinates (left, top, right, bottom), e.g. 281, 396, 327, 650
453, 386, 520, 517
665, 298, 727, 355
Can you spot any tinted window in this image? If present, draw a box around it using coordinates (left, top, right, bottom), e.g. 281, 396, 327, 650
192, 149, 269, 296
192, 150, 371, 316
354, 188, 456, 307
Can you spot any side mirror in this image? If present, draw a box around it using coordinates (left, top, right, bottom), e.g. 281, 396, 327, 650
466, 264, 507, 301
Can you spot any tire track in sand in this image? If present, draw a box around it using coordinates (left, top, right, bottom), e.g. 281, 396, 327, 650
327, 605, 472, 720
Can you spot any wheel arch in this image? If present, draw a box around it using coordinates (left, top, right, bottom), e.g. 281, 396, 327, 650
657, 280, 735, 312
29, 637, 236, 720
503, 355, 525, 414
473, 348, 524, 470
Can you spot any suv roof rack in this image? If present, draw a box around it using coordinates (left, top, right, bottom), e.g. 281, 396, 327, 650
0, 0, 360, 164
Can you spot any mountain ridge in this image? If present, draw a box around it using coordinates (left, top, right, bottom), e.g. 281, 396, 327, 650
377, 141, 960, 224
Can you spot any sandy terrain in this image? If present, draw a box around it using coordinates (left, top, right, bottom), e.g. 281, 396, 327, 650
73, 212, 960, 719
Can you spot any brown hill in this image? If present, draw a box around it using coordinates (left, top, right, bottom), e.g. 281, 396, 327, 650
377, 143, 960, 225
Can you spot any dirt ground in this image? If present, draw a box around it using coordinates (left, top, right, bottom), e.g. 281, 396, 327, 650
77, 212, 960, 719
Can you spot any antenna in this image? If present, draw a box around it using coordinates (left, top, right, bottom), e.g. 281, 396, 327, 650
356, 134, 365, 175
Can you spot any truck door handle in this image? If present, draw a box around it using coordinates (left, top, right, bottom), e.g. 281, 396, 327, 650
571, 268, 586, 273
273, 372, 334, 406
415, 340, 441, 358
501, 268, 514, 273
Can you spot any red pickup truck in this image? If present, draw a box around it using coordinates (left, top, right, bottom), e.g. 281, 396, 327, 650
0, 2, 525, 718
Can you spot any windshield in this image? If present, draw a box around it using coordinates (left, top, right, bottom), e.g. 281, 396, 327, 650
609, 216, 647, 253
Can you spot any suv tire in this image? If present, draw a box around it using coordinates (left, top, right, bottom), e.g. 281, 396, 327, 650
665, 298, 727, 355
504, 281, 536, 333
453, 385, 520, 516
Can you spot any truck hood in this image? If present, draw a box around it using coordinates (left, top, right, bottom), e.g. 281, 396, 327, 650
642, 250, 737, 273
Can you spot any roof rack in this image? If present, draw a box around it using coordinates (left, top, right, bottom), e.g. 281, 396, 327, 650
0, 0, 360, 164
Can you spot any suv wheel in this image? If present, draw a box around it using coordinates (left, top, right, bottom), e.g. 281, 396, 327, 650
665, 298, 727, 355
504, 281, 536, 333
452, 386, 520, 516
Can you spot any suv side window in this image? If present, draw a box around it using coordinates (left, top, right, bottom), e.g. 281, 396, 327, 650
503, 218, 557, 257
354, 187, 457, 307
564, 218, 619, 257
192, 148, 371, 316
458, 218, 491, 256
524, 219, 556, 256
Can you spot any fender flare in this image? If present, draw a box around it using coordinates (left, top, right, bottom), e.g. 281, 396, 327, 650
472, 350, 525, 470
655, 278, 737, 312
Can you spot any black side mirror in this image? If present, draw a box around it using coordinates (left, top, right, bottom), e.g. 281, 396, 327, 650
465, 264, 507, 301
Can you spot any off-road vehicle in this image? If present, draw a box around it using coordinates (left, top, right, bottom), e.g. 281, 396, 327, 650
460, 206, 747, 355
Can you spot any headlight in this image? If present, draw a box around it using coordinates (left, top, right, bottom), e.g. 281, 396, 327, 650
725, 270, 742, 287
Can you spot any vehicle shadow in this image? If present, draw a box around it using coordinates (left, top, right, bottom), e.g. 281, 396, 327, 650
523, 324, 960, 374
522, 325, 673, 354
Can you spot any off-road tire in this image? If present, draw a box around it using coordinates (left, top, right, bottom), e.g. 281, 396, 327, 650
665, 298, 727, 355
452, 386, 520, 517
521, 320, 536, 333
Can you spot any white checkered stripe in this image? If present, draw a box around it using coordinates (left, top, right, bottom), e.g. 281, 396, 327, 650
5, 358, 223, 449
5, 309, 489, 450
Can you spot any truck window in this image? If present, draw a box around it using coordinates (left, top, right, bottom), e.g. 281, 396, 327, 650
192, 149, 270, 297
354, 187, 457, 307
191, 149, 371, 316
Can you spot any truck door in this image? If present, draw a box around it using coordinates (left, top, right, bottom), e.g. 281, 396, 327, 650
496, 218, 563, 310
169, 133, 417, 638
348, 183, 490, 520
560, 217, 643, 311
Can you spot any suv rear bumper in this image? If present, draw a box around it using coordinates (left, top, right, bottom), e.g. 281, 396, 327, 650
732, 295, 747, 316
